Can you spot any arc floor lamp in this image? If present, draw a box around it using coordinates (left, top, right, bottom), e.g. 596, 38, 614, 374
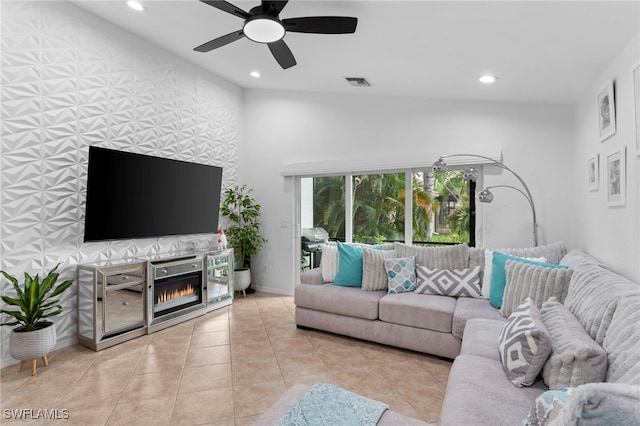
432, 154, 539, 246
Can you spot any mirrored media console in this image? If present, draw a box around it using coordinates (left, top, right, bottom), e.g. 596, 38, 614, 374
77, 248, 234, 351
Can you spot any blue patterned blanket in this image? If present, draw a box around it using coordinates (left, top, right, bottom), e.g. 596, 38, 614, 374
276, 383, 389, 426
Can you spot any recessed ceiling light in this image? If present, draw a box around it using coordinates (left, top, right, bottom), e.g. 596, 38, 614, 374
127, 1, 144, 12
250, 71, 261, 78
478, 75, 498, 84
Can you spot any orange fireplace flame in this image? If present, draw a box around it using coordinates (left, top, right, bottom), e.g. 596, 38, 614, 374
156, 284, 196, 304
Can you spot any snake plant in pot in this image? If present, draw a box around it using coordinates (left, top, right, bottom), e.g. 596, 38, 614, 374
220, 185, 267, 295
0, 263, 73, 375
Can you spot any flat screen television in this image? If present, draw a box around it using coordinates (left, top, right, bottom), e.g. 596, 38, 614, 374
83, 146, 223, 242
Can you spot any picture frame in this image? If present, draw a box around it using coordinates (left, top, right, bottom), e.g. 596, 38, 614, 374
633, 64, 640, 154
587, 155, 599, 191
597, 81, 616, 142
606, 147, 626, 207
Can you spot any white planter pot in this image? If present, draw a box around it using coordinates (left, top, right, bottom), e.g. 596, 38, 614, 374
10, 321, 57, 361
234, 268, 251, 296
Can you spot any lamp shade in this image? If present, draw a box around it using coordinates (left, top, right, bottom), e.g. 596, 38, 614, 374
478, 188, 494, 203
463, 166, 479, 181
432, 157, 448, 172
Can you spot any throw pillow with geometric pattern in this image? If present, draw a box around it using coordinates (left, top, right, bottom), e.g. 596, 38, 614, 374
384, 257, 417, 294
415, 265, 482, 298
498, 298, 553, 387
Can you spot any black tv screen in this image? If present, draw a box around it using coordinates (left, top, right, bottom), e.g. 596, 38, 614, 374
83, 146, 223, 242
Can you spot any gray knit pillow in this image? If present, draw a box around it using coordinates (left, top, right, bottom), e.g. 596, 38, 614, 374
500, 260, 573, 318
499, 298, 552, 387
361, 248, 397, 291
393, 242, 469, 270
540, 298, 607, 389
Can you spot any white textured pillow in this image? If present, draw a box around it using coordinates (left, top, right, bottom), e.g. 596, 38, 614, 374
482, 249, 494, 299
415, 265, 482, 298
320, 242, 338, 282
361, 248, 398, 291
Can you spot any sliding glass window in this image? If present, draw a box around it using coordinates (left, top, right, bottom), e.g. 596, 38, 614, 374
300, 169, 474, 247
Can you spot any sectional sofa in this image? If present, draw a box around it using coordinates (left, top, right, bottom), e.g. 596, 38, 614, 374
291, 242, 640, 425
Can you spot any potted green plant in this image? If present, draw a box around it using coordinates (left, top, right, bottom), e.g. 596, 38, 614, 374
220, 185, 267, 295
0, 263, 74, 375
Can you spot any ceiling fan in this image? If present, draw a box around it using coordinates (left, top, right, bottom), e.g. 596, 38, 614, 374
194, 0, 358, 69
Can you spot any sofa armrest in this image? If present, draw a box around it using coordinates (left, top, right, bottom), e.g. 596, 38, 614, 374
300, 268, 324, 285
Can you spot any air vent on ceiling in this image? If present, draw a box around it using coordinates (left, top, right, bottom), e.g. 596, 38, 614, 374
345, 77, 370, 87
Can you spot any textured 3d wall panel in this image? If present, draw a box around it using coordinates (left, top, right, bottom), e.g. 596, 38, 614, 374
0, 2, 241, 366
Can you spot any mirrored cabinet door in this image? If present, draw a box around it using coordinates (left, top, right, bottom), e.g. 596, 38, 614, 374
206, 249, 234, 307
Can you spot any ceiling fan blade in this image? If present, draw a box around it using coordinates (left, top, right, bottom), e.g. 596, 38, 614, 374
268, 40, 296, 69
199, 0, 250, 19
194, 30, 244, 52
282, 16, 358, 34
261, 1, 288, 15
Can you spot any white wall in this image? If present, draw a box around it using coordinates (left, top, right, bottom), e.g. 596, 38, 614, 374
243, 91, 575, 295
572, 34, 640, 282
0, 1, 242, 367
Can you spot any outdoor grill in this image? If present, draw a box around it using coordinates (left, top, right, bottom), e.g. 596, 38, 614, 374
301, 227, 329, 269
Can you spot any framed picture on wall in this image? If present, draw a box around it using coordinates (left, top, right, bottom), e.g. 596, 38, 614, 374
606, 147, 626, 207
633, 64, 640, 154
587, 155, 599, 191
597, 81, 616, 142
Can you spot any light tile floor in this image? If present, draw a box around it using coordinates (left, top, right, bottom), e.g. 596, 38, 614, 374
0, 293, 451, 425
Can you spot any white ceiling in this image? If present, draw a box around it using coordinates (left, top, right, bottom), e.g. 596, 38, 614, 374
71, 0, 640, 105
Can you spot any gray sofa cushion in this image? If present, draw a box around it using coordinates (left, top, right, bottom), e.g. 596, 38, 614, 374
300, 268, 324, 285
546, 383, 640, 426
498, 241, 567, 265
564, 264, 633, 345
379, 293, 455, 333
602, 293, 640, 385
500, 260, 573, 318
459, 318, 503, 361
452, 297, 504, 339
294, 283, 385, 320
440, 354, 547, 426
540, 299, 608, 389
362, 248, 398, 291
393, 242, 469, 270
559, 249, 604, 269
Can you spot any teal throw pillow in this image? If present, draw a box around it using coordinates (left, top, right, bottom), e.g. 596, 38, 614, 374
489, 252, 568, 309
333, 241, 364, 287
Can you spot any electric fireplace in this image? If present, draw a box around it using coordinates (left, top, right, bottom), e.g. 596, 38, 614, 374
148, 255, 207, 333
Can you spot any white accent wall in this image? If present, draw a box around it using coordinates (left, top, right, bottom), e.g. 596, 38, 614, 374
243, 91, 576, 295
0, 2, 242, 367
572, 34, 640, 282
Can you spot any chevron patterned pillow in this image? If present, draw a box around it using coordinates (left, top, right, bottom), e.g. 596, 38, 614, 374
415, 265, 482, 298
499, 298, 553, 387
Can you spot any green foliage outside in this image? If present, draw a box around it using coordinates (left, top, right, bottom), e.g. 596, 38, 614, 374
311, 171, 470, 245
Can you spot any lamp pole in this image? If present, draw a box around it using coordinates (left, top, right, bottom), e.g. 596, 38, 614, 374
434, 154, 539, 246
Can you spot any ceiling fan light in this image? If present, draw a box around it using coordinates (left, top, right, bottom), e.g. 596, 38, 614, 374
478, 75, 498, 84
243, 16, 285, 43
126, 1, 144, 11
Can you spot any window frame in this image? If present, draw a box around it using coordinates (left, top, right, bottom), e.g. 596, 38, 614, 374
300, 166, 478, 247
